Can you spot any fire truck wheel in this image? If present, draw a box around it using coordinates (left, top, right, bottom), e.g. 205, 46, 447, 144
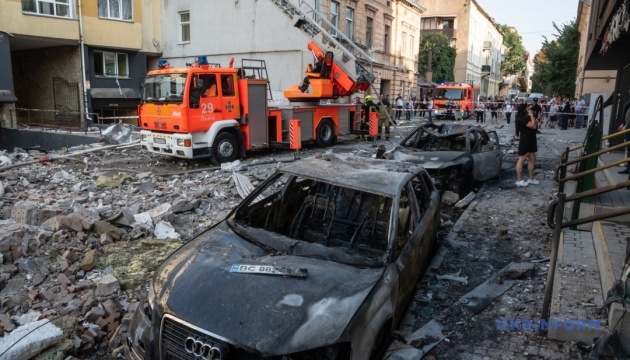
316, 119, 336, 147
213, 132, 238, 163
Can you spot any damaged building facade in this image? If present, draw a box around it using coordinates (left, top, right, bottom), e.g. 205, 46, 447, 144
0, 0, 161, 128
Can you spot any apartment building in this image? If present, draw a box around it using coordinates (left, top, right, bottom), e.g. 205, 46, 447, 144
159, 0, 424, 101
419, 0, 503, 98
0, 0, 161, 128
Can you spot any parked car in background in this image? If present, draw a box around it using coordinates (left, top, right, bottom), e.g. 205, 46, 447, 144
517, 92, 528, 101
126, 155, 440, 360
382, 124, 502, 197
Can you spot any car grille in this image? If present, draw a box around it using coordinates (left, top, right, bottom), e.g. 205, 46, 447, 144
161, 316, 264, 360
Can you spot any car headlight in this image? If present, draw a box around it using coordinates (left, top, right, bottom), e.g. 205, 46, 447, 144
281, 343, 351, 360
177, 139, 184, 146
141, 135, 147, 141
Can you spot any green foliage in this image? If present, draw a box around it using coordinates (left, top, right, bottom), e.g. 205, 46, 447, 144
531, 20, 580, 97
418, 33, 456, 83
498, 24, 527, 77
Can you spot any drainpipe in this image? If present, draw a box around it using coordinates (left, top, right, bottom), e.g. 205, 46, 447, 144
78, 0, 93, 126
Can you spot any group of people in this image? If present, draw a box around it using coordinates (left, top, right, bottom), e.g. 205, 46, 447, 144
391, 94, 436, 121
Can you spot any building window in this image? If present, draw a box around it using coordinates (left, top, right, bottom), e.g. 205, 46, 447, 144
366, 17, 373, 48
442, 19, 454, 29
22, 0, 72, 18
385, 25, 390, 53
409, 35, 414, 58
94, 51, 129, 78
180, 11, 190, 43
330, 1, 339, 37
97, 0, 132, 21
401, 32, 407, 56
345, 7, 354, 40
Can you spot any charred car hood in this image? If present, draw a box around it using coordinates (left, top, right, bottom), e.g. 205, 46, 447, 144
384, 146, 470, 170
153, 222, 384, 356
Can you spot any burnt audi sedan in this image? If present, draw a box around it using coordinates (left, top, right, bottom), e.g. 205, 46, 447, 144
126, 155, 439, 360
382, 124, 502, 197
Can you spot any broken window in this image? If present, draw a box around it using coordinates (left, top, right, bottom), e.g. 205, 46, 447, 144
231, 173, 392, 264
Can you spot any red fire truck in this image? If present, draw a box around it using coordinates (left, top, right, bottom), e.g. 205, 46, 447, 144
432, 82, 480, 120
139, 56, 365, 163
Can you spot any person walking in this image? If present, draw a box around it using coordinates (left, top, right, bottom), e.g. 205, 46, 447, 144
515, 99, 526, 138
489, 98, 498, 125
475, 100, 485, 124
576, 96, 586, 128
395, 94, 404, 120
405, 97, 413, 121
377, 94, 392, 140
515, 104, 539, 187
427, 96, 434, 124
505, 101, 513, 125
549, 100, 559, 129
560, 99, 571, 130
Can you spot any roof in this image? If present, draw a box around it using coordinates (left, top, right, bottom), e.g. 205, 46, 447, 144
417, 77, 436, 87
280, 155, 424, 197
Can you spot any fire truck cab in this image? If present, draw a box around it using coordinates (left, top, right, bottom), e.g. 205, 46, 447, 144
433, 82, 479, 120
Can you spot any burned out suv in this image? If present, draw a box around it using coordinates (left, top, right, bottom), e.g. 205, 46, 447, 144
126, 155, 440, 360
383, 124, 502, 197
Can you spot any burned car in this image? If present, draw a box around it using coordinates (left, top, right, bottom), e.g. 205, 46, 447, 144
382, 124, 502, 197
126, 155, 440, 360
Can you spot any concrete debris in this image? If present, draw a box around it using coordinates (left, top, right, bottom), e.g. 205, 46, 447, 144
94, 274, 121, 297
50, 170, 77, 184
455, 191, 476, 208
12, 310, 42, 326
440, 191, 459, 206
96, 173, 130, 188
102, 122, 134, 145
504, 262, 535, 280
154, 221, 180, 240
0, 319, 64, 360
221, 159, 242, 172
0, 155, 13, 167
436, 270, 468, 285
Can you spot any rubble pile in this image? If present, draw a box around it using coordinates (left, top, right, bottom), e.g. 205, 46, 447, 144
0, 146, 278, 358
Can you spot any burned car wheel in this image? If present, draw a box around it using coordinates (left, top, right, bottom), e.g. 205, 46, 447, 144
126, 155, 440, 360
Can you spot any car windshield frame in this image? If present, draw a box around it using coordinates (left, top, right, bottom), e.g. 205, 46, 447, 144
142, 73, 188, 104
226, 171, 394, 268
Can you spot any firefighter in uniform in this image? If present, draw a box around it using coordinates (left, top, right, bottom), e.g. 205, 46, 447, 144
361, 95, 378, 139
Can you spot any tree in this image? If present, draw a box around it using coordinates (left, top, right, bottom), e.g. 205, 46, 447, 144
531, 20, 579, 97
498, 24, 526, 78
418, 33, 456, 83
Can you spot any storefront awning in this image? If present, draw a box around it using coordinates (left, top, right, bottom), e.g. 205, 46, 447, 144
0, 90, 18, 103
90, 88, 141, 99
417, 77, 436, 87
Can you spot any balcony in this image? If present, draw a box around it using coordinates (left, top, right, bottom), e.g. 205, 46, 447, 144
421, 28, 456, 39
483, 41, 491, 50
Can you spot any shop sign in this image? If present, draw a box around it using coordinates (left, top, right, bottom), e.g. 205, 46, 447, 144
601, 0, 630, 54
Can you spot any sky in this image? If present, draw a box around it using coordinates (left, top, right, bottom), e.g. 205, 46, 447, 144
475, 0, 581, 56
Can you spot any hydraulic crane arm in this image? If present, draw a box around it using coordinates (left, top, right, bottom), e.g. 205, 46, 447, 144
267, 0, 375, 101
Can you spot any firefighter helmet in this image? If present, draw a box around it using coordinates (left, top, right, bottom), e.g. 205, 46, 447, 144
365, 95, 372, 102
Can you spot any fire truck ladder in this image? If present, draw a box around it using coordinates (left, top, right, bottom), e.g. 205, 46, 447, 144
240, 59, 273, 100
267, 0, 375, 90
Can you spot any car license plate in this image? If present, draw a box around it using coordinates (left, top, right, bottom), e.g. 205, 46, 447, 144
153, 138, 166, 144
230, 264, 307, 278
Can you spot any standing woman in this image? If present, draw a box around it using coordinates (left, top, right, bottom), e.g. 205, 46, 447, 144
515, 104, 539, 187
505, 101, 513, 125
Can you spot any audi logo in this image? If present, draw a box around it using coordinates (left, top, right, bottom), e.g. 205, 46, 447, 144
184, 336, 226, 360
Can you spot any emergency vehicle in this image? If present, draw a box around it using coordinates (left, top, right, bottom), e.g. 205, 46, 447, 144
139, 0, 375, 163
433, 82, 480, 120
